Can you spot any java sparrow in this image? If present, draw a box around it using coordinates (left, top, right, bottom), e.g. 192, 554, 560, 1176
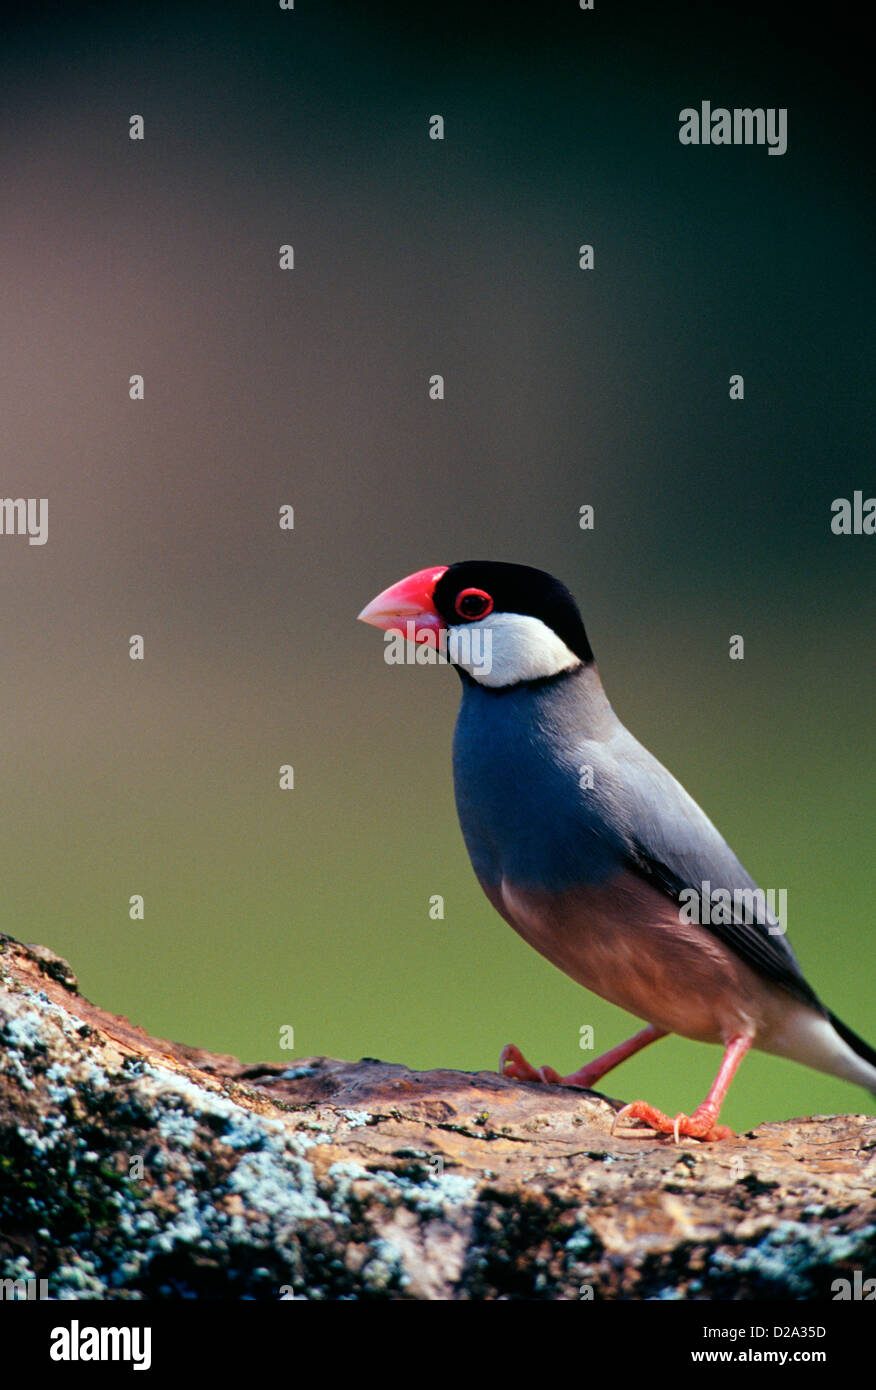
358, 561, 876, 1140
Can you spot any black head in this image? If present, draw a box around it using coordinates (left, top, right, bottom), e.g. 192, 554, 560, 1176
432, 561, 594, 665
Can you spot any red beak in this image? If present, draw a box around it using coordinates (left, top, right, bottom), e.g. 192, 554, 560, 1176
357, 566, 449, 645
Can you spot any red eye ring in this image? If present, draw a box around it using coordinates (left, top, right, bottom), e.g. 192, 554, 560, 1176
454, 587, 494, 621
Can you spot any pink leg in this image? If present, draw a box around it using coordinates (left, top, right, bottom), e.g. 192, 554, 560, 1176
613, 1034, 753, 1143
500, 1024, 668, 1089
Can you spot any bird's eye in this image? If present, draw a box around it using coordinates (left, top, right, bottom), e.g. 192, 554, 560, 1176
454, 587, 494, 620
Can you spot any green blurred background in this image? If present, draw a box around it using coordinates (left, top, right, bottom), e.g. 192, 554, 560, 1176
0, 2, 872, 1132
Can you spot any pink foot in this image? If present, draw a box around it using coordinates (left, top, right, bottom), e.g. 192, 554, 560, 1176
500, 1043, 586, 1088
499, 1029, 670, 1090
613, 1099, 734, 1143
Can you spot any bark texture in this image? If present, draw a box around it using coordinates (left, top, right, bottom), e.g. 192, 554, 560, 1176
1, 934, 874, 1300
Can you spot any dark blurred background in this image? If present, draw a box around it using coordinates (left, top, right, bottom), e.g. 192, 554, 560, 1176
0, 1, 872, 1131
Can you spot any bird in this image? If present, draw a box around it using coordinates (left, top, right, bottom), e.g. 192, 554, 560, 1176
358, 561, 876, 1140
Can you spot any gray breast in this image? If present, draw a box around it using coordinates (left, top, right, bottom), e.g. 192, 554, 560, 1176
451, 671, 627, 892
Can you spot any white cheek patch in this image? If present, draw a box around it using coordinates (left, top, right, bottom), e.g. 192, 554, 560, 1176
449, 612, 582, 687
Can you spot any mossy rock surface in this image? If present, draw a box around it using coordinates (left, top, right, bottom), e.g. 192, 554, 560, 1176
1, 934, 874, 1300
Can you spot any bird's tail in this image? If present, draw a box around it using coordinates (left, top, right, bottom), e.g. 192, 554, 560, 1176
828, 1011, 876, 1097
769, 1006, 876, 1098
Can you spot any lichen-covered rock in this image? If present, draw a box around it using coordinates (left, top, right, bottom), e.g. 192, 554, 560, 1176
1, 934, 874, 1300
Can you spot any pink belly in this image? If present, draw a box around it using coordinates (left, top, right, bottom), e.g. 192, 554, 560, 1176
485, 871, 782, 1046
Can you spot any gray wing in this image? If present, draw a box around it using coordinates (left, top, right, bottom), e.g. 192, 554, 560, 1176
588, 726, 823, 1012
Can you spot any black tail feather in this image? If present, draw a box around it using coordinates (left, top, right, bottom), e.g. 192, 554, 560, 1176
829, 1010, 876, 1074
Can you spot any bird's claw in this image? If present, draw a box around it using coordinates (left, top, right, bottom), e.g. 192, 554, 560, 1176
500, 1043, 563, 1086
613, 1099, 734, 1143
